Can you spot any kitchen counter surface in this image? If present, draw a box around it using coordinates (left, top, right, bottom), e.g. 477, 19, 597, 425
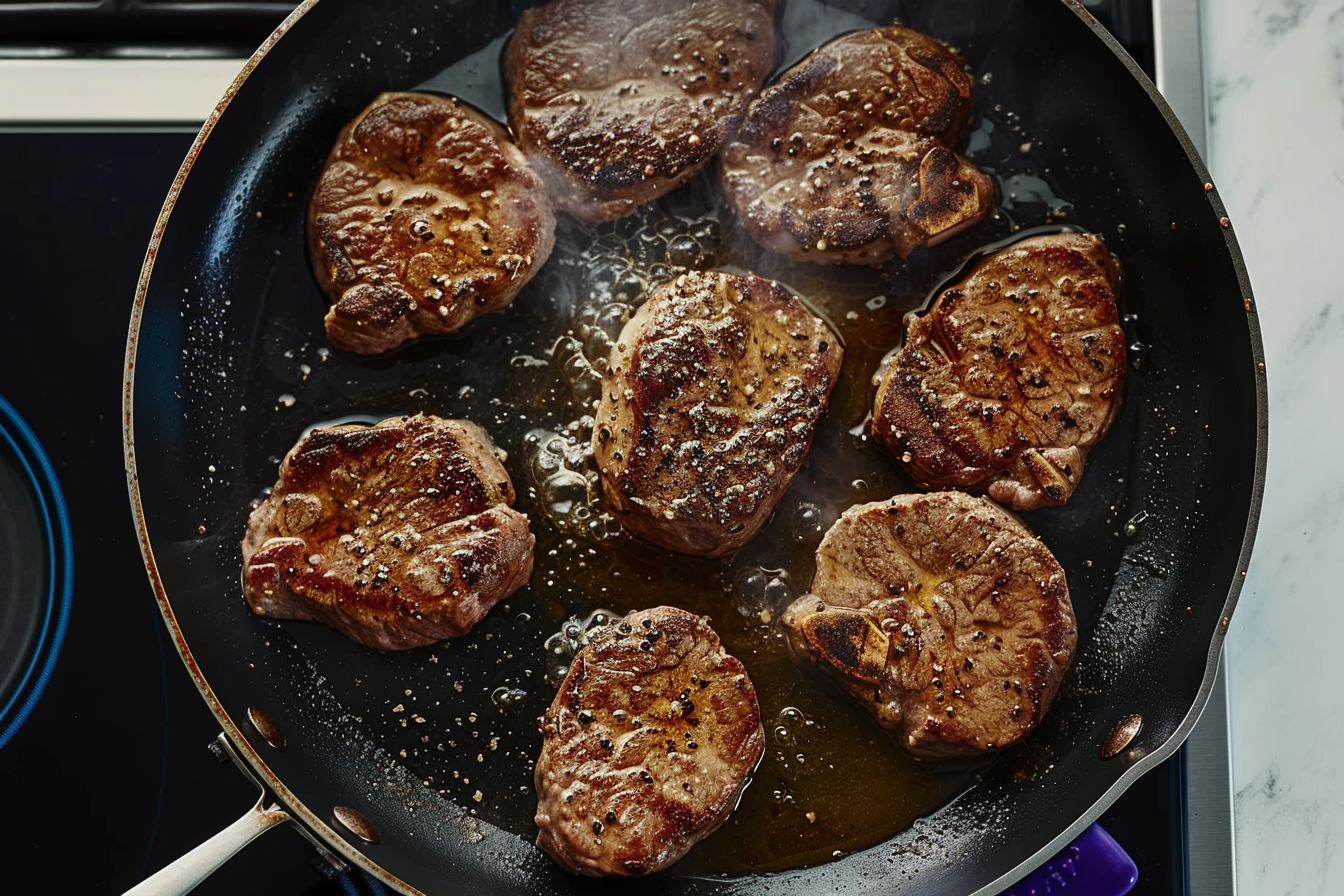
1203, 0, 1344, 892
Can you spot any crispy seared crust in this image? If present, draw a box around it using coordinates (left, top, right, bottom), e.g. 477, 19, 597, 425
782, 492, 1076, 759
241, 415, 534, 650
593, 271, 843, 557
720, 25, 994, 265
504, 0, 777, 222
534, 606, 765, 876
308, 92, 555, 354
873, 232, 1126, 510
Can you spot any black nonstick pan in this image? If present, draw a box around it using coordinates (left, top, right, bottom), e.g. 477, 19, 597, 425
124, 1, 1266, 893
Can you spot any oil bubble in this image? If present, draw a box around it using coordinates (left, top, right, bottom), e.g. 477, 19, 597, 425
792, 502, 827, 544
543, 469, 590, 515
543, 608, 620, 684
773, 708, 809, 746
667, 234, 705, 267
764, 575, 792, 605
734, 567, 792, 616
1123, 510, 1150, 537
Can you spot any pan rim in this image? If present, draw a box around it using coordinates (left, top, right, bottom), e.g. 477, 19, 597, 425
120, 1, 1269, 894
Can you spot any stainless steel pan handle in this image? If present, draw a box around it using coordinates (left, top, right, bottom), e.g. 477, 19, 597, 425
121, 733, 349, 895
121, 796, 289, 896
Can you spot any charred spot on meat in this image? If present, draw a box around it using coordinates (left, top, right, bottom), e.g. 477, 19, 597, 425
534, 606, 765, 876
782, 491, 1076, 759
593, 270, 843, 558
308, 92, 555, 355
504, 0, 777, 222
872, 231, 1126, 510
720, 25, 995, 265
241, 415, 534, 650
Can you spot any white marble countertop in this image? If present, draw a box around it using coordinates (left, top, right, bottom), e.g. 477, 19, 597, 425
1202, 0, 1344, 892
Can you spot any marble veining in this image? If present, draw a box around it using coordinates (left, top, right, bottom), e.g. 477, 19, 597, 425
1204, 0, 1344, 892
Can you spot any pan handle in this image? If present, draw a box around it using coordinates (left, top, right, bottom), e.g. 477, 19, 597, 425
122, 795, 290, 896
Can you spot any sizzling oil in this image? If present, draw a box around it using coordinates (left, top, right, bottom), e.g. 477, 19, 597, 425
236, 7, 1089, 875
251, 170, 1034, 874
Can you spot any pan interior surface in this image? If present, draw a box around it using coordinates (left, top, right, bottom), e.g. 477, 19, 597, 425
127, 1, 1262, 894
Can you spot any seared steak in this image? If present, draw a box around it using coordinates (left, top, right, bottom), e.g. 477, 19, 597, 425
782, 491, 1076, 759
720, 25, 994, 265
504, 0, 777, 222
534, 606, 765, 875
241, 415, 534, 650
308, 92, 555, 355
593, 271, 843, 557
872, 232, 1126, 510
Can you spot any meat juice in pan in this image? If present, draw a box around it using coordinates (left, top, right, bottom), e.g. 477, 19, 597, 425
225, 10, 1140, 877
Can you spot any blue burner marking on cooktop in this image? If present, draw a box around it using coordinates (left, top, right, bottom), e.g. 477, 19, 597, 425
0, 393, 73, 750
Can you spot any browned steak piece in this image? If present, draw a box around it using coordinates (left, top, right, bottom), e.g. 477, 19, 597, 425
782, 492, 1076, 759
593, 271, 843, 557
308, 92, 555, 355
504, 0, 777, 222
872, 232, 1126, 510
720, 25, 994, 265
241, 415, 534, 650
534, 606, 765, 876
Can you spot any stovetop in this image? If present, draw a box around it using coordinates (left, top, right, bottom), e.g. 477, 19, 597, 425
0, 2, 1223, 894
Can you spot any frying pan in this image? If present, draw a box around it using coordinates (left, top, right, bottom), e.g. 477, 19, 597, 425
123, 0, 1267, 893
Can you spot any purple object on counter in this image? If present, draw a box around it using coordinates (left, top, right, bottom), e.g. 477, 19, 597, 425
1003, 823, 1138, 896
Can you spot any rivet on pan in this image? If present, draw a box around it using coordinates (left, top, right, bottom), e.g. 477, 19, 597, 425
247, 706, 288, 751
1220, 216, 1231, 228
1244, 297, 1255, 313
333, 806, 381, 844
1101, 714, 1143, 759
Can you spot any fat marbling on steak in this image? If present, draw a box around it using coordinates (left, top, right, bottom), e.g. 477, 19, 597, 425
534, 605, 765, 875
242, 415, 534, 650
873, 231, 1126, 510
593, 270, 843, 557
720, 25, 994, 265
505, 0, 777, 221
782, 491, 1076, 759
308, 92, 555, 354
